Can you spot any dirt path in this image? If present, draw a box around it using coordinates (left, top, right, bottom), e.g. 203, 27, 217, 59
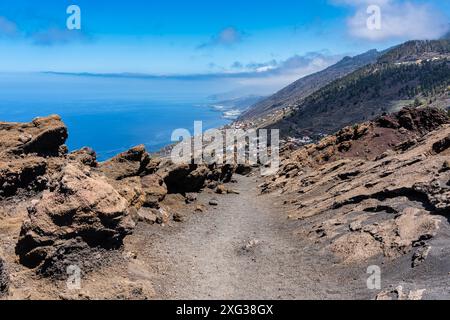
133, 175, 357, 300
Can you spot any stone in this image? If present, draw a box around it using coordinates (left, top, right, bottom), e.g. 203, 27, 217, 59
173, 212, 186, 222
412, 246, 431, 268
376, 286, 426, 300
0, 115, 68, 157
441, 160, 450, 172
349, 221, 362, 232
215, 185, 227, 194
207, 181, 218, 189
235, 164, 252, 176
0, 157, 47, 198
141, 174, 167, 208
209, 199, 218, 206
163, 164, 210, 194
98, 145, 151, 180
68, 147, 97, 167
185, 193, 198, 203
194, 205, 205, 213
432, 134, 450, 154
16, 164, 135, 270
155, 208, 170, 225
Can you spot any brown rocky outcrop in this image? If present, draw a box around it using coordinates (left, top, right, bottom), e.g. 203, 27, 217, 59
264, 107, 450, 265
160, 162, 234, 194
98, 145, 151, 180
68, 147, 97, 167
0, 116, 69, 199
0, 157, 47, 198
274, 107, 450, 172
0, 115, 67, 157
0, 115, 238, 278
140, 174, 167, 208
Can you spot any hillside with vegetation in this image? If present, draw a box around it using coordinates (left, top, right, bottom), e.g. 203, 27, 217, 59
239, 49, 381, 121
269, 40, 450, 138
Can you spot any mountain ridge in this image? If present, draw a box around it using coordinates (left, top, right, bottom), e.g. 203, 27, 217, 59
239, 49, 381, 121
267, 39, 450, 139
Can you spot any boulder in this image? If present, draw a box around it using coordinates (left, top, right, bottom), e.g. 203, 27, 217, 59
0, 157, 47, 198
235, 164, 252, 176
173, 212, 186, 222
155, 208, 170, 224
0, 115, 68, 157
141, 174, 167, 208
215, 185, 227, 194
98, 145, 150, 180
109, 176, 146, 209
16, 164, 135, 270
136, 207, 158, 224
162, 163, 234, 194
432, 134, 450, 154
376, 107, 449, 134
163, 164, 209, 194
413, 180, 450, 211
185, 193, 198, 203
68, 147, 97, 167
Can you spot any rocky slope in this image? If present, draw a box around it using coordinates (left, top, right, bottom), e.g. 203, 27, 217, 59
2, 106, 450, 299
0, 115, 237, 299
260, 107, 450, 298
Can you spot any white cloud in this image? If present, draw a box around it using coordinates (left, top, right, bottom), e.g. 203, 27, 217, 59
230, 52, 341, 78
333, 0, 449, 41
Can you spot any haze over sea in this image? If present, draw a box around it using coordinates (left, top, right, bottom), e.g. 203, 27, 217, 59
0, 73, 230, 161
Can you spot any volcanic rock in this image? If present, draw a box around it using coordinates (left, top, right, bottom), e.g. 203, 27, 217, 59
136, 207, 158, 224
98, 145, 151, 180
0, 157, 47, 198
263, 107, 449, 264
141, 174, 167, 208
68, 147, 97, 167
0, 115, 68, 157
16, 164, 135, 270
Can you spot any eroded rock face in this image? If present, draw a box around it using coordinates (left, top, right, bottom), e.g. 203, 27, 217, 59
274, 107, 450, 171
98, 145, 150, 180
0, 257, 9, 297
161, 163, 234, 194
376, 107, 450, 134
68, 147, 97, 167
162, 164, 209, 194
0, 114, 236, 281
265, 107, 450, 265
141, 174, 167, 208
329, 208, 440, 263
0, 115, 69, 199
0, 157, 47, 198
16, 164, 135, 270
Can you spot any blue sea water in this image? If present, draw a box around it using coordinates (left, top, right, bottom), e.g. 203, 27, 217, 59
0, 73, 230, 160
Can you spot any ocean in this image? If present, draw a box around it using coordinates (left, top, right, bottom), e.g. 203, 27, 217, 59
0, 73, 230, 160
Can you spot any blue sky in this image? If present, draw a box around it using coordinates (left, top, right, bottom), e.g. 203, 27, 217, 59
0, 0, 449, 89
